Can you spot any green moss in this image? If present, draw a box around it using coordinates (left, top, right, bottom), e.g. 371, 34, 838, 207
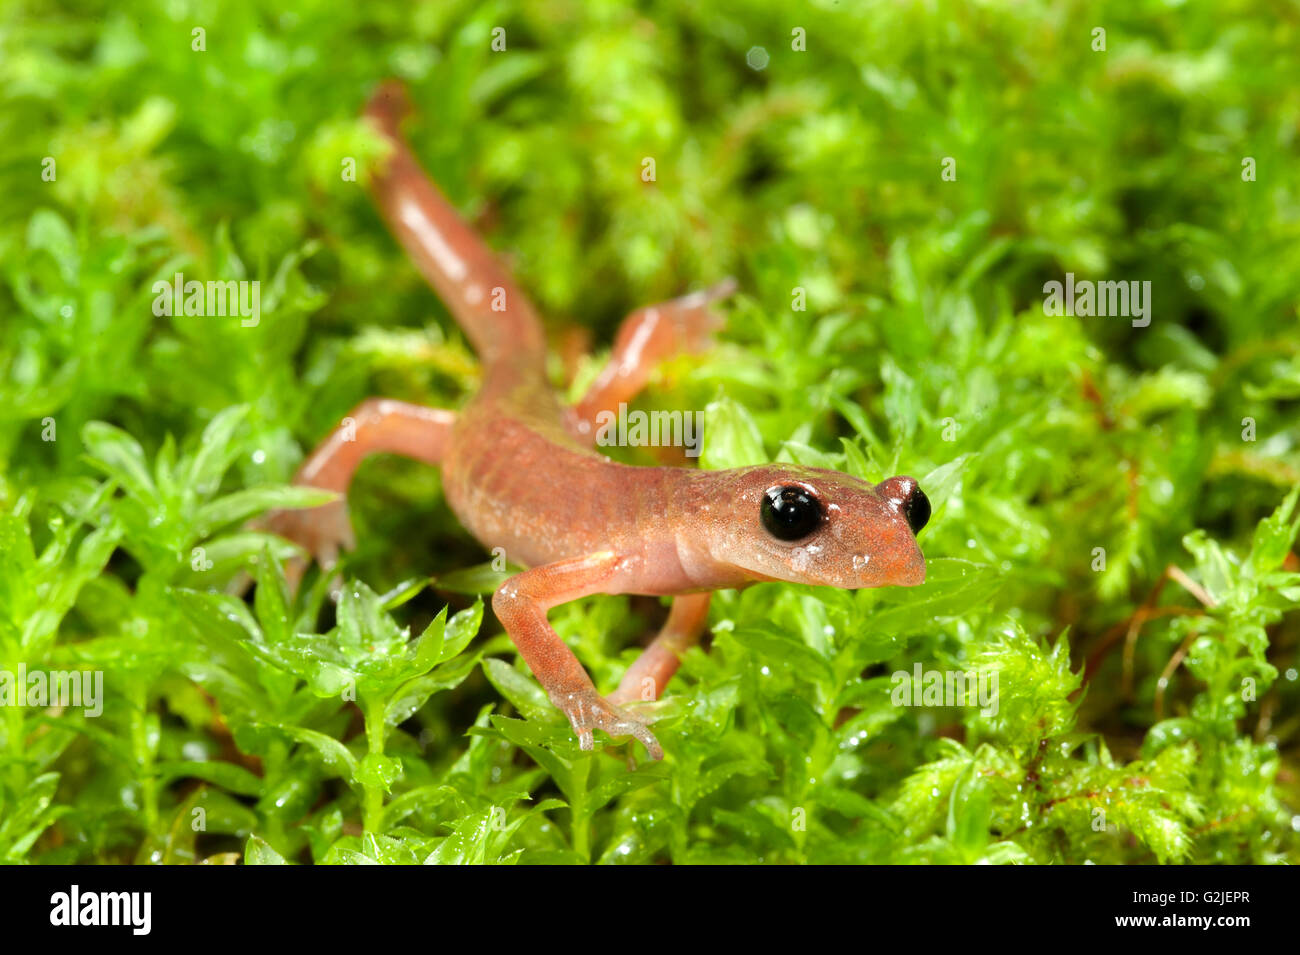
1, 0, 1297, 864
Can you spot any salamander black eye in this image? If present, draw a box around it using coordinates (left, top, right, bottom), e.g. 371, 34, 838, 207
761, 485, 824, 541
876, 475, 931, 536
903, 487, 930, 534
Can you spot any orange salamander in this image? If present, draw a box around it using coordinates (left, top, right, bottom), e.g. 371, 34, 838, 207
267, 82, 931, 760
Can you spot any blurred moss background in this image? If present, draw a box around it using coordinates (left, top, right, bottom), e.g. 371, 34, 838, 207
1, 0, 1298, 863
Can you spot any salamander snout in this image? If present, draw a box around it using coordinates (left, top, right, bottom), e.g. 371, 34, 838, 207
845, 473, 927, 587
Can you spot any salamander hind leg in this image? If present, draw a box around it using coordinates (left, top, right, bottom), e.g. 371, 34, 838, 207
261, 399, 456, 584
568, 279, 737, 443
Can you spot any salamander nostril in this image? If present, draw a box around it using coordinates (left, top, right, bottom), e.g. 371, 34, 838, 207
903, 486, 930, 535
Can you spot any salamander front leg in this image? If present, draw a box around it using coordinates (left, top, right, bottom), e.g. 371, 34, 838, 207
610, 593, 711, 704
492, 552, 663, 760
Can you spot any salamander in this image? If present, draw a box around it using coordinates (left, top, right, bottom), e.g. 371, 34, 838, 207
266, 82, 930, 759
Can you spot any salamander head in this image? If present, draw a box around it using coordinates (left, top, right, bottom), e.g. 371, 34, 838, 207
696, 465, 929, 589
